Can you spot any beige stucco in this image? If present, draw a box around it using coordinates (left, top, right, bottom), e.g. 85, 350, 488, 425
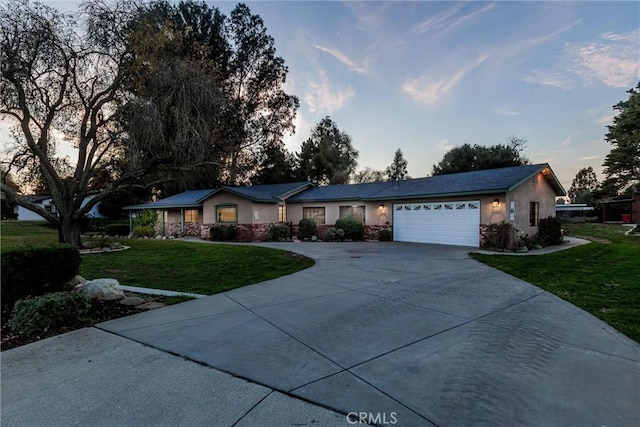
201, 192, 283, 224
507, 171, 558, 235
286, 173, 558, 234
287, 201, 390, 225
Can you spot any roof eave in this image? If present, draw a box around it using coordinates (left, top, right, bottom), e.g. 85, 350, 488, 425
123, 203, 203, 210
506, 163, 566, 196
364, 189, 510, 202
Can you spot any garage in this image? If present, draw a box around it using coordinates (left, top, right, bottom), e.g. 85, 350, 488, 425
393, 201, 480, 247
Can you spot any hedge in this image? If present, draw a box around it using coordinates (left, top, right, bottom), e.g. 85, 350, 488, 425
1, 244, 80, 308
335, 216, 364, 240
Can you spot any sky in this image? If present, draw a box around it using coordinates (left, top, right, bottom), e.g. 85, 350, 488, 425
3, 1, 640, 193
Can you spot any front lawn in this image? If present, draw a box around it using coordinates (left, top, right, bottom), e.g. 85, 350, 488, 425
471, 223, 639, 342
80, 240, 313, 294
1, 221, 314, 295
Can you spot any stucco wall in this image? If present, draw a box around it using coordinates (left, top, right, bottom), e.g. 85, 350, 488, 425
287, 201, 389, 225
202, 193, 254, 224
508, 172, 558, 235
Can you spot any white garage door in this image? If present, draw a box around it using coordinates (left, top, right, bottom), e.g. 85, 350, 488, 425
393, 201, 480, 247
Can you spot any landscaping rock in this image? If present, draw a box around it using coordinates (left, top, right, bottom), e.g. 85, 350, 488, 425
136, 301, 166, 310
74, 278, 126, 301
119, 297, 146, 306
67, 275, 87, 287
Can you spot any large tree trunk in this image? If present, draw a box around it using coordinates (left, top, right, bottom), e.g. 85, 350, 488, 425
58, 215, 82, 248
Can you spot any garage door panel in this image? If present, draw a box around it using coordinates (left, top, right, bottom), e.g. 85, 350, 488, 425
393, 201, 480, 247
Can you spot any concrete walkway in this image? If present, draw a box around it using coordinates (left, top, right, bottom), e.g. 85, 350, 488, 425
2, 241, 639, 426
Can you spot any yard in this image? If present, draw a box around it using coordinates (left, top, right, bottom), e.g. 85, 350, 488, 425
1, 221, 314, 350
1, 221, 314, 295
472, 223, 640, 342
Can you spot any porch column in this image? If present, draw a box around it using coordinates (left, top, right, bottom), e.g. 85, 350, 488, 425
180, 208, 185, 234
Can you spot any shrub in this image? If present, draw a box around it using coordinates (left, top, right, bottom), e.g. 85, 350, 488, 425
1, 244, 81, 308
378, 229, 392, 241
269, 224, 291, 241
482, 222, 517, 251
132, 210, 158, 237
536, 216, 564, 246
210, 225, 236, 241
298, 218, 317, 239
105, 224, 130, 236
8, 292, 91, 336
335, 216, 364, 241
321, 227, 345, 242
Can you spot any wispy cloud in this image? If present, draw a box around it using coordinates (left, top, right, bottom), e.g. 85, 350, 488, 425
313, 45, 369, 74
528, 19, 581, 45
414, 2, 495, 38
495, 105, 523, 116
596, 113, 614, 126
304, 69, 355, 115
525, 29, 639, 89
565, 29, 640, 88
580, 155, 600, 161
437, 139, 454, 151
522, 71, 574, 90
413, 2, 466, 35
402, 55, 489, 104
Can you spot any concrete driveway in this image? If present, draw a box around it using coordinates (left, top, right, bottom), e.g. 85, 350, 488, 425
2, 241, 639, 426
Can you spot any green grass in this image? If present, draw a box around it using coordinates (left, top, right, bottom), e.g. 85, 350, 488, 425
471, 223, 640, 342
1, 221, 58, 249
1, 221, 314, 295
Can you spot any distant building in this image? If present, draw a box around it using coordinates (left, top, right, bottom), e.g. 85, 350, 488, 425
14, 195, 104, 221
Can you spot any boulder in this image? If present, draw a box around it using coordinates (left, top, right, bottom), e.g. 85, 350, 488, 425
68, 275, 87, 287
75, 278, 126, 301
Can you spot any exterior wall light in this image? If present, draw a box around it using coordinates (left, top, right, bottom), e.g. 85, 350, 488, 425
492, 199, 500, 207
379, 203, 385, 210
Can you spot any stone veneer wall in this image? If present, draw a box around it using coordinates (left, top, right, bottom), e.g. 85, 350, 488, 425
163, 221, 394, 242
479, 224, 489, 248
200, 223, 284, 241
162, 222, 204, 237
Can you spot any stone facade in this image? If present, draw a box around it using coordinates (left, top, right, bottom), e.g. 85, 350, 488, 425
161, 222, 203, 237
363, 225, 392, 240
201, 223, 286, 241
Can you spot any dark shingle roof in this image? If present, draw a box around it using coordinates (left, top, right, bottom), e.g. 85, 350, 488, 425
124, 182, 312, 210
124, 189, 216, 210
125, 165, 565, 209
288, 164, 565, 202
217, 181, 311, 202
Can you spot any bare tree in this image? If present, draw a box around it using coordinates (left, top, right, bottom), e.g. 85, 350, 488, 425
0, 0, 215, 245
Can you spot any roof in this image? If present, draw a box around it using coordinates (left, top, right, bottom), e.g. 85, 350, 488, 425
215, 181, 312, 203
124, 182, 312, 210
288, 164, 565, 203
21, 195, 52, 204
124, 189, 216, 210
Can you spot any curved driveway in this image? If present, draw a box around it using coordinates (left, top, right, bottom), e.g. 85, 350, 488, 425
100, 241, 639, 426
3, 241, 638, 426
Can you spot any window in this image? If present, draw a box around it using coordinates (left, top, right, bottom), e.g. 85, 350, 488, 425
339, 205, 365, 223
529, 202, 539, 226
278, 205, 287, 222
184, 209, 200, 223
216, 205, 237, 223
303, 207, 325, 224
